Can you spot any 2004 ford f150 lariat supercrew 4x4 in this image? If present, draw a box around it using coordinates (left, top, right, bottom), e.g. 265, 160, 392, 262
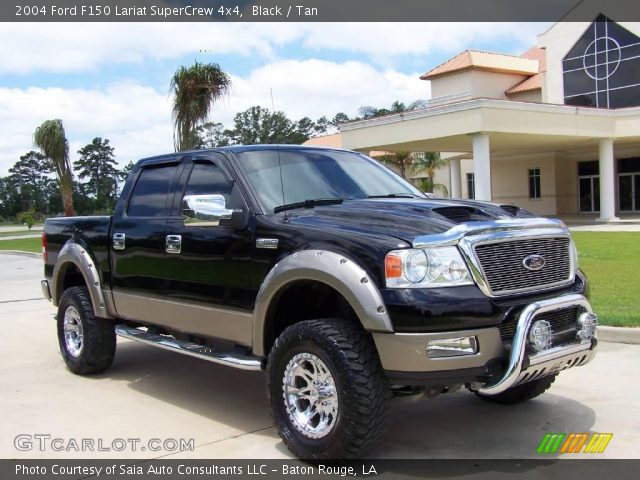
41, 145, 598, 459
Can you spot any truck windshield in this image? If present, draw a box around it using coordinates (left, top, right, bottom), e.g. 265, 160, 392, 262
236, 149, 424, 213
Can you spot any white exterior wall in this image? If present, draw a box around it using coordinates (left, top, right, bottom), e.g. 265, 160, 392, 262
506, 90, 543, 103
459, 146, 640, 216
460, 155, 559, 215
491, 154, 558, 215
430, 70, 528, 102
432, 164, 451, 196
555, 155, 580, 215
556, 144, 640, 215
469, 70, 528, 100
430, 71, 474, 99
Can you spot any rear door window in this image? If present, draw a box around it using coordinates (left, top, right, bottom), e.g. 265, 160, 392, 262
128, 164, 179, 217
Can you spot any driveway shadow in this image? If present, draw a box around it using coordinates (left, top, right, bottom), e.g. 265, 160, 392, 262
94, 341, 272, 435
375, 388, 596, 459
91, 341, 597, 460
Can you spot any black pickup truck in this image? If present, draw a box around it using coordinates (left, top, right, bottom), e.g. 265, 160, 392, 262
41, 145, 598, 459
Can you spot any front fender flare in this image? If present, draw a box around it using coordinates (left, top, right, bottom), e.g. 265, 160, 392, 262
253, 249, 393, 357
52, 241, 112, 319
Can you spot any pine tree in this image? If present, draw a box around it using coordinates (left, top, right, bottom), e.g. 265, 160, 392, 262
74, 138, 120, 212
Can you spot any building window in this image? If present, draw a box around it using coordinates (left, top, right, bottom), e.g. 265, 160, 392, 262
563, 14, 640, 109
466, 173, 475, 199
618, 157, 640, 212
578, 161, 600, 213
529, 168, 541, 199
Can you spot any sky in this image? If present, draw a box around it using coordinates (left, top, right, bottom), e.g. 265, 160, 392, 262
0, 22, 550, 174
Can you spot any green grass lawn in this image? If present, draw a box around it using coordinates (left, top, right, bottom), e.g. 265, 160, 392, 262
572, 232, 640, 327
0, 237, 41, 253
0, 233, 638, 327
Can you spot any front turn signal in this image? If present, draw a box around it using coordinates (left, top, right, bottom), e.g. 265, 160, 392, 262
385, 254, 402, 279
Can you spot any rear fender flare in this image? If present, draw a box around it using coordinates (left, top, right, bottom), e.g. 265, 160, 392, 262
52, 241, 112, 319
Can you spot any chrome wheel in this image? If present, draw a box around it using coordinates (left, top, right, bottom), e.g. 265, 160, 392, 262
63, 306, 83, 358
282, 352, 338, 439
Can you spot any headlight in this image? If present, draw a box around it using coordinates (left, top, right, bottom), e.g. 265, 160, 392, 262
570, 238, 579, 270
404, 250, 429, 283
385, 247, 474, 288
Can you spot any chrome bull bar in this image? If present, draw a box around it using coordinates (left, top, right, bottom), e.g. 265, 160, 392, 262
477, 294, 597, 396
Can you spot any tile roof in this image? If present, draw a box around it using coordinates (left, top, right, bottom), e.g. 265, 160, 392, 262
521, 46, 547, 71
505, 74, 542, 94
505, 47, 546, 95
420, 49, 539, 80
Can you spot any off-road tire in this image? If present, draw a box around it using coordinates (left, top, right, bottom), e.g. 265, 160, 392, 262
266, 319, 390, 459
473, 373, 558, 405
57, 286, 116, 375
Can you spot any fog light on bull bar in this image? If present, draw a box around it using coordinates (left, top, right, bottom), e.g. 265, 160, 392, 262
427, 336, 478, 358
577, 312, 597, 341
529, 320, 553, 352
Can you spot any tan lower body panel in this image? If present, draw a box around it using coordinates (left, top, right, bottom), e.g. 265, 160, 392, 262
372, 327, 504, 372
112, 291, 253, 347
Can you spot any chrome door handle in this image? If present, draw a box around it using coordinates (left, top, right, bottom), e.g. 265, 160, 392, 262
113, 233, 126, 250
165, 235, 182, 254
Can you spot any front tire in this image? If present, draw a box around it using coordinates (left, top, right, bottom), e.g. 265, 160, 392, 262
267, 319, 390, 459
473, 374, 558, 405
57, 286, 116, 375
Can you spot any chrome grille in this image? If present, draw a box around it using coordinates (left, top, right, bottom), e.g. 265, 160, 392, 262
474, 237, 571, 295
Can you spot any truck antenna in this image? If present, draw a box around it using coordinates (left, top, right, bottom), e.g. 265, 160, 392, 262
271, 87, 287, 219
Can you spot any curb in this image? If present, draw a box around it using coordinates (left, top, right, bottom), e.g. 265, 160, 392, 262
0, 234, 41, 240
598, 326, 640, 345
0, 250, 40, 258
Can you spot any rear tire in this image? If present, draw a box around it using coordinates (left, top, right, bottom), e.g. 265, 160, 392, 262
473, 374, 557, 405
267, 319, 390, 459
57, 286, 116, 375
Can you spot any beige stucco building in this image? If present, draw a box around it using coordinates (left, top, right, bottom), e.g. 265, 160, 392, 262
330, 15, 640, 221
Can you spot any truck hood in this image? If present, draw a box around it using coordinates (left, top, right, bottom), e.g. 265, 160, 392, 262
282, 198, 530, 244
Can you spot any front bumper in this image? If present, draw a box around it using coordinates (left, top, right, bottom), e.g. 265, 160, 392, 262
476, 293, 596, 395
374, 293, 597, 391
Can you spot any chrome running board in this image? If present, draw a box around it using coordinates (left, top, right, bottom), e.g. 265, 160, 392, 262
115, 324, 263, 371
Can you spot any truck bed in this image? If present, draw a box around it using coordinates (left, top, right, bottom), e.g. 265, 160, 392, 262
43, 216, 113, 284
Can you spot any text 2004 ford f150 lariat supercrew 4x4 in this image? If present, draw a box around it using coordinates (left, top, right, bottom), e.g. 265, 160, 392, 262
41, 145, 598, 459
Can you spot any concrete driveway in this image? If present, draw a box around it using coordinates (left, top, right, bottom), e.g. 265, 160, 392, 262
1, 253, 638, 459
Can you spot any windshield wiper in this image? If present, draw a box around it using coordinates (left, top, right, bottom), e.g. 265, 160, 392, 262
274, 198, 344, 214
367, 193, 421, 199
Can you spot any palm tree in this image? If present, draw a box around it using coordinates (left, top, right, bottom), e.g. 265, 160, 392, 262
170, 62, 231, 151
412, 152, 449, 195
34, 119, 74, 216
376, 150, 413, 179
416, 177, 449, 196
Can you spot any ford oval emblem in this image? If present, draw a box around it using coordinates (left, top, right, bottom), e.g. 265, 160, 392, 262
523, 254, 546, 271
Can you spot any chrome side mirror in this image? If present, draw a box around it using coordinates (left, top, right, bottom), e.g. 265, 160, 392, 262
183, 194, 233, 227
